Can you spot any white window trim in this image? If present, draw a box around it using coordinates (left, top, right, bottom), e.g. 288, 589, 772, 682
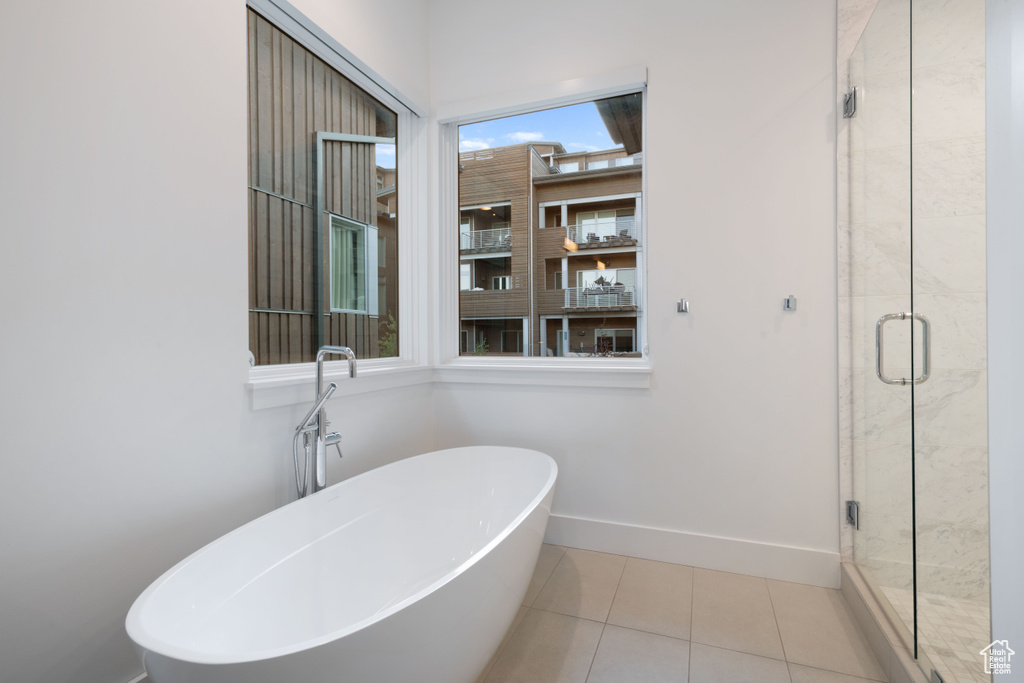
246, 0, 430, 407
329, 214, 378, 315
247, 0, 426, 117
436, 71, 651, 389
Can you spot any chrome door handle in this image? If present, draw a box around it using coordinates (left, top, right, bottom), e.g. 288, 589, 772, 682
875, 312, 931, 386
912, 313, 930, 385
876, 313, 907, 385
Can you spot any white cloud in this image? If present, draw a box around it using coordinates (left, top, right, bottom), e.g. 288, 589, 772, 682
506, 131, 545, 143
566, 142, 600, 152
459, 138, 493, 152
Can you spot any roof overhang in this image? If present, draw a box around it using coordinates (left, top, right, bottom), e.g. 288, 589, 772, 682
595, 92, 643, 156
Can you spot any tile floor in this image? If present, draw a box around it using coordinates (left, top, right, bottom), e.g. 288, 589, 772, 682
477, 545, 890, 683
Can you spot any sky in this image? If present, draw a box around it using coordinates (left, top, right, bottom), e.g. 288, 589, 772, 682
459, 101, 622, 153
375, 143, 396, 169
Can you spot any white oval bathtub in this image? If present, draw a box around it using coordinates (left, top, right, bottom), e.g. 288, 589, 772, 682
126, 446, 557, 683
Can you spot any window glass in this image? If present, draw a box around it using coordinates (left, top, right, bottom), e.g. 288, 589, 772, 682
457, 92, 643, 358
247, 9, 399, 364
330, 215, 376, 312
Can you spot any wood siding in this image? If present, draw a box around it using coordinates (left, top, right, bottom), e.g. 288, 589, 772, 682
458, 146, 531, 319
248, 10, 396, 365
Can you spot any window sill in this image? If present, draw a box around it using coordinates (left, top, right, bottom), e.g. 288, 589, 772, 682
248, 357, 652, 410
434, 357, 651, 389
247, 360, 433, 410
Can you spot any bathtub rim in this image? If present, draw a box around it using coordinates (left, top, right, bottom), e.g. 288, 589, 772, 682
125, 446, 557, 666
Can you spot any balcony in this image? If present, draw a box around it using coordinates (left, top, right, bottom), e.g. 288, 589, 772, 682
567, 219, 636, 250
460, 227, 512, 253
564, 285, 638, 312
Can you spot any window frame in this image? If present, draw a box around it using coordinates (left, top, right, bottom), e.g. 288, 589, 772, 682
328, 214, 378, 315
435, 69, 651, 388
245, 0, 430, 407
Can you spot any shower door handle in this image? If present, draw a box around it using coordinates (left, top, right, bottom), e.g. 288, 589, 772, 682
875, 312, 931, 386
912, 313, 930, 385
876, 313, 907, 385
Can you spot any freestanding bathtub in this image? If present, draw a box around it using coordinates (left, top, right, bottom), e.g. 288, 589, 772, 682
126, 446, 557, 683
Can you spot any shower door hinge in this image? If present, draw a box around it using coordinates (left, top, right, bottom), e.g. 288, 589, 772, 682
846, 500, 860, 530
843, 87, 857, 118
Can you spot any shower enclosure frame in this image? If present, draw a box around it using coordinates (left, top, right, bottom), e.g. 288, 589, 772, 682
838, 0, 990, 681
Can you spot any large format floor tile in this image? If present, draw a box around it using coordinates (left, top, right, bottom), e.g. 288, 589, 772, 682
607, 557, 693, 640
586, 625, 690, 683
768, 579, 887, 681
533, 548, 627, 622
483, 608, 604, 683
688, 642, 791, 683
789, 662, 890, 683
478, 546, 892, 682
690, 568, 787, 660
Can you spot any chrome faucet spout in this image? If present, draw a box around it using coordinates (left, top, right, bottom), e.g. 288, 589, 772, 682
316, 345, 356, 379
301, 346, 358, 497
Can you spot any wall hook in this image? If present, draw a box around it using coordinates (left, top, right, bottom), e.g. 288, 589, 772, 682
783, 295, 797, 311
677, 298, 689, 313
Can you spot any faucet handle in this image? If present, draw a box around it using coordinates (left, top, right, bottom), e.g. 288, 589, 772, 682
324, 432, 343, 459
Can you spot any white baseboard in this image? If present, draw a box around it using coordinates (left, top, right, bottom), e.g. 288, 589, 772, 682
545, 514, 841, 588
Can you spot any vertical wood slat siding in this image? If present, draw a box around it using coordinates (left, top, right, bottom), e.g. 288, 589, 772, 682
248, 9, 393, 365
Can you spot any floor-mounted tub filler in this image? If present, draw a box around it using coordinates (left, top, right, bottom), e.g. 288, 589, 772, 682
126, 446, 557, 683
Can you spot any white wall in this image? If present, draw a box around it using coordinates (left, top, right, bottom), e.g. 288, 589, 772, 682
0, 1, 851, 681
428, 0, 841, 585
0, 1, 432, 682
986, 0, 1024, 672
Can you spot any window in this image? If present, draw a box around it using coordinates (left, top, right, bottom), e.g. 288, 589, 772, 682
330, 215, 378, 313
455, 91, 643, 358
247, 9, 400, 365
501, 330, 523, 352
596, 329, 636, 354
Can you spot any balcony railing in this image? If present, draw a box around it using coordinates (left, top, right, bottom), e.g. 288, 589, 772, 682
564, 285, 637, 310
460, 227, 512, 252
567, 219, 636, 248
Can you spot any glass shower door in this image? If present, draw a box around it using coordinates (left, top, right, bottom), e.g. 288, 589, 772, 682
845, 0, 991, 680
846, 0, 918, 652
910, 0, 991, 680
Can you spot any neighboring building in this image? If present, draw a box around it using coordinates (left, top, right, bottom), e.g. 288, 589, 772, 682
246, 9, 401, 365
458, 141, 643, 357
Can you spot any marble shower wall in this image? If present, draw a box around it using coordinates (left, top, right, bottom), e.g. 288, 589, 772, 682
836, 0, 988, 602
